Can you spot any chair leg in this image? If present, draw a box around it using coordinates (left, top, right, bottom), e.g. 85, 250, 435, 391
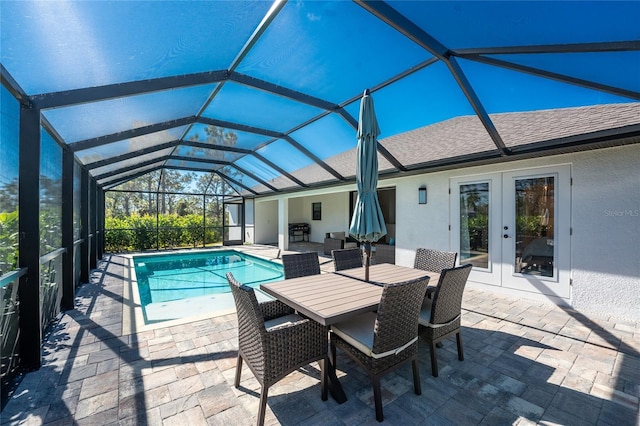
372, 376, 384, 422
257, 386, 269, 426
456, 332, 464, 361
412, 358, 422, 395
234, 354, 243, 387
429, 341, 438, 377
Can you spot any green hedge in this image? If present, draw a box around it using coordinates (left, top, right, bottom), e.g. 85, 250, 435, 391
0, 210, 19, 274
105, 214, 222, 252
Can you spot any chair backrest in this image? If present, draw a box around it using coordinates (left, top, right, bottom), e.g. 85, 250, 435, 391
227, 272, 265, 336
332, 248, 363, 271
414, 248, 458, 273
372, 277, 430, 356
429, 264, 472, 325
281, 252, 321, 279
227, 272, 267, 376
326, 231, 346, 241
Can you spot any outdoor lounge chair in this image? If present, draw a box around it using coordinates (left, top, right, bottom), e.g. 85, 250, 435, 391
323, 231, 358, 255
331, 247, 363, 271
418, 263, 472, 377
330, 276, 430, 422
281, 251, 321, 279
226, 272, 328, 426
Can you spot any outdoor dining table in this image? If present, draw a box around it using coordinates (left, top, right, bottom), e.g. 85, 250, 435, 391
260, 263, 437, 403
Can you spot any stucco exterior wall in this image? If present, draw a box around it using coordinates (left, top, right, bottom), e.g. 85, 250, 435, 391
295, 192, 350, 242
253, 144, 639, 321
254, 199, 278, 244
287, 197, 305, 223
394, 173, 452, 267
390, 145, 640, 321
570, 146, 640, 321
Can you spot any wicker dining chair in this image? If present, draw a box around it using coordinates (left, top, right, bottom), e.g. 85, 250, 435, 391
330, 276, 430, 422
281, 251, 321, 279
414, 248, 458, 273
331, 247, 363, 271
226, 272, 328, 426
414, 248, 458, 299
418, 263, 472, 377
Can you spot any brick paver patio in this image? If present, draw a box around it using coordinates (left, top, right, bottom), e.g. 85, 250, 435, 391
2, 246, 639, 425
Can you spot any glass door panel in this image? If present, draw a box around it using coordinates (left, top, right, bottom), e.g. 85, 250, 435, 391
459, 182, 490, 269
501, 165, 571, 299
452, 165, 570, 300
514, 176, 555, 277
450, 175, 502, 286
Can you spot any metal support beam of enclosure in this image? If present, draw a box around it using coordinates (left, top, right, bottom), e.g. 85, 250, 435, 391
90, 179, 98, 270
97, 188, 105, 260
80, 168, 90, 284
62, 149, 75, 310
18, 104, 42, 370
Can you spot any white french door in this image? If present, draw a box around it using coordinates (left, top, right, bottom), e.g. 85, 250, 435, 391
450, 165, 571, 299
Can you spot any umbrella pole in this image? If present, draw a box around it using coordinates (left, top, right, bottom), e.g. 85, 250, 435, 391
363, 242, 371, 282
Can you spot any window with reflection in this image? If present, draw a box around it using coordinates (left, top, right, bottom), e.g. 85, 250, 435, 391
459, 182, 490, 269
40, 130, 63, 255
515, 176, 555, 277
0, 85, 20, 274
39, 129, 64, 331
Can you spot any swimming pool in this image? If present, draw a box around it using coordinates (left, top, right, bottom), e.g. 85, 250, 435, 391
133, 250, 283, 324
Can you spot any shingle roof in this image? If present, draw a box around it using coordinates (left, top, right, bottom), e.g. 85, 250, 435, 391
380, 102, 640, 168
380, 115, 495, 167
495, 103, 640, 148
259, 103, 640, 194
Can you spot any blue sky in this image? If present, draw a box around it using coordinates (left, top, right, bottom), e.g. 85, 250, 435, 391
2, 1, 638, 190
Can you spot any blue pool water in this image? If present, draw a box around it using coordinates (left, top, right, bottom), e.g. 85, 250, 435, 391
133, 250, 283, 323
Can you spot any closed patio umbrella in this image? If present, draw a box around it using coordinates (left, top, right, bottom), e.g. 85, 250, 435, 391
349, 89, 387, 282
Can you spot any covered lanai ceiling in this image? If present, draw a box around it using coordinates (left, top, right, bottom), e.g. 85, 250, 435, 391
2, 1, 639, 197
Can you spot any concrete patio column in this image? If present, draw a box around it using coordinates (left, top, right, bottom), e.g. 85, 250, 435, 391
278, 197, 289, 251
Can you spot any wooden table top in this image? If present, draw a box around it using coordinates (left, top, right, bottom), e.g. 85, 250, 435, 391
260, 263, 435, 326
335, 263, 439, 287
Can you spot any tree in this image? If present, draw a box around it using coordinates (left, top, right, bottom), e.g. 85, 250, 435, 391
0, 178, 19, 212
39, 174, 62, 254
186, 125, 243, 193
104, 125, 246, 250
158, 170, 194, 214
